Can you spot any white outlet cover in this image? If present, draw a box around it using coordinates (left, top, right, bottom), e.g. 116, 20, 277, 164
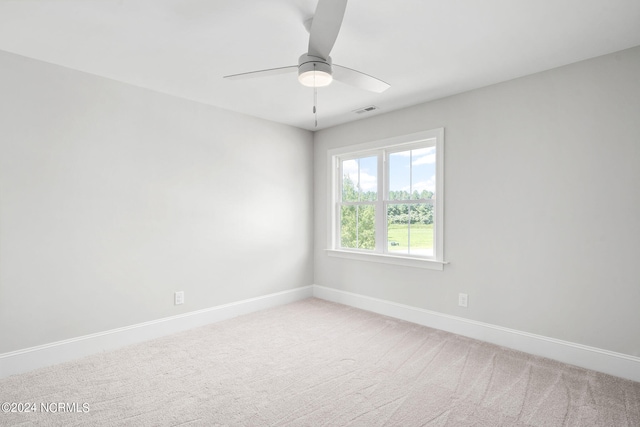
458, 293, 468, 308
174, 291, 184, 305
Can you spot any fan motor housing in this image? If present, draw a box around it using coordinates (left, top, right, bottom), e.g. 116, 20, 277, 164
298, 54, 333, 87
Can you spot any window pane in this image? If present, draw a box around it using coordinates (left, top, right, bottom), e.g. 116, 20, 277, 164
411, 147, 436, 200
387, 203, 409, 254
387, 203, 434, 256
389, 151, 410, 200
359, 156, 378, 202
412, 201, 434, 226
342, 159, 359, 202
357, 205, 375, 250
342, 156, 378, 202
340, 204, 376, 250
410, 203, 434, 256
340, 205, 357, 248
410, 220, 434, 256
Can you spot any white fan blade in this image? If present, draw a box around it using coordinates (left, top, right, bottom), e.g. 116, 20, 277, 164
332, 64, 390, 93
308, 0, 348, 59
224, 66, 297, 80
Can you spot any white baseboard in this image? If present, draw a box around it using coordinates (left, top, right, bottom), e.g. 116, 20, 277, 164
4, 285, 638, 383
0, 286, 313, 379
312, 285, 640, 383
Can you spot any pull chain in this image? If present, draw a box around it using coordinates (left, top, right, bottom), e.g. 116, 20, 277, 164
313, 64, 318, 128
314, 86, 318, 128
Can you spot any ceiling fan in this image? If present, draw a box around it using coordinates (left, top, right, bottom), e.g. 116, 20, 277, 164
223, 0, 390, 94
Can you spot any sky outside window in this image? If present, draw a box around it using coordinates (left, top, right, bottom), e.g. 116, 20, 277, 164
342, 147, 435, 199
342, 156, 377, 200
389, 146, 436, 198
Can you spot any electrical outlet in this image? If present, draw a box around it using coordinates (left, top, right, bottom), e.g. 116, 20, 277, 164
458, 293, 468, 308
174, 291, 184, 305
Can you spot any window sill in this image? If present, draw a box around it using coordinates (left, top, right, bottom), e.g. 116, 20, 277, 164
326, 249, 447, 271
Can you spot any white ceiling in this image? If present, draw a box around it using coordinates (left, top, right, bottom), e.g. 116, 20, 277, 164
1, 0, 639, 131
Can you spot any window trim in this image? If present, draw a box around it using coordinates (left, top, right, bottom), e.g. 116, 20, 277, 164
326, 129, 446, 271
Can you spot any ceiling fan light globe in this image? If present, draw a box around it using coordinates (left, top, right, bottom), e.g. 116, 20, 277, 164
298, 70, 333, 87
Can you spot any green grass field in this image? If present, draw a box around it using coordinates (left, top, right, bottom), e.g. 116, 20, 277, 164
387, 223, 433, 253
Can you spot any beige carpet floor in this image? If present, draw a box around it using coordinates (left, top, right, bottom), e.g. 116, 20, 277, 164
1, 298, 639, 426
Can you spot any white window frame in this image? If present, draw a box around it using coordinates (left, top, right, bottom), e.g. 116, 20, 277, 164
326, 129, 446, 270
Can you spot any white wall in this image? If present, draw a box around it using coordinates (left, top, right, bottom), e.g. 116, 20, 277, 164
3, 44, 639, 365
0, 51, 314, 353
314, 46, 640, 358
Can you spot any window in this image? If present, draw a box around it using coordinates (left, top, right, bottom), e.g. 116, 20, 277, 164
328, 129, 445, 270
